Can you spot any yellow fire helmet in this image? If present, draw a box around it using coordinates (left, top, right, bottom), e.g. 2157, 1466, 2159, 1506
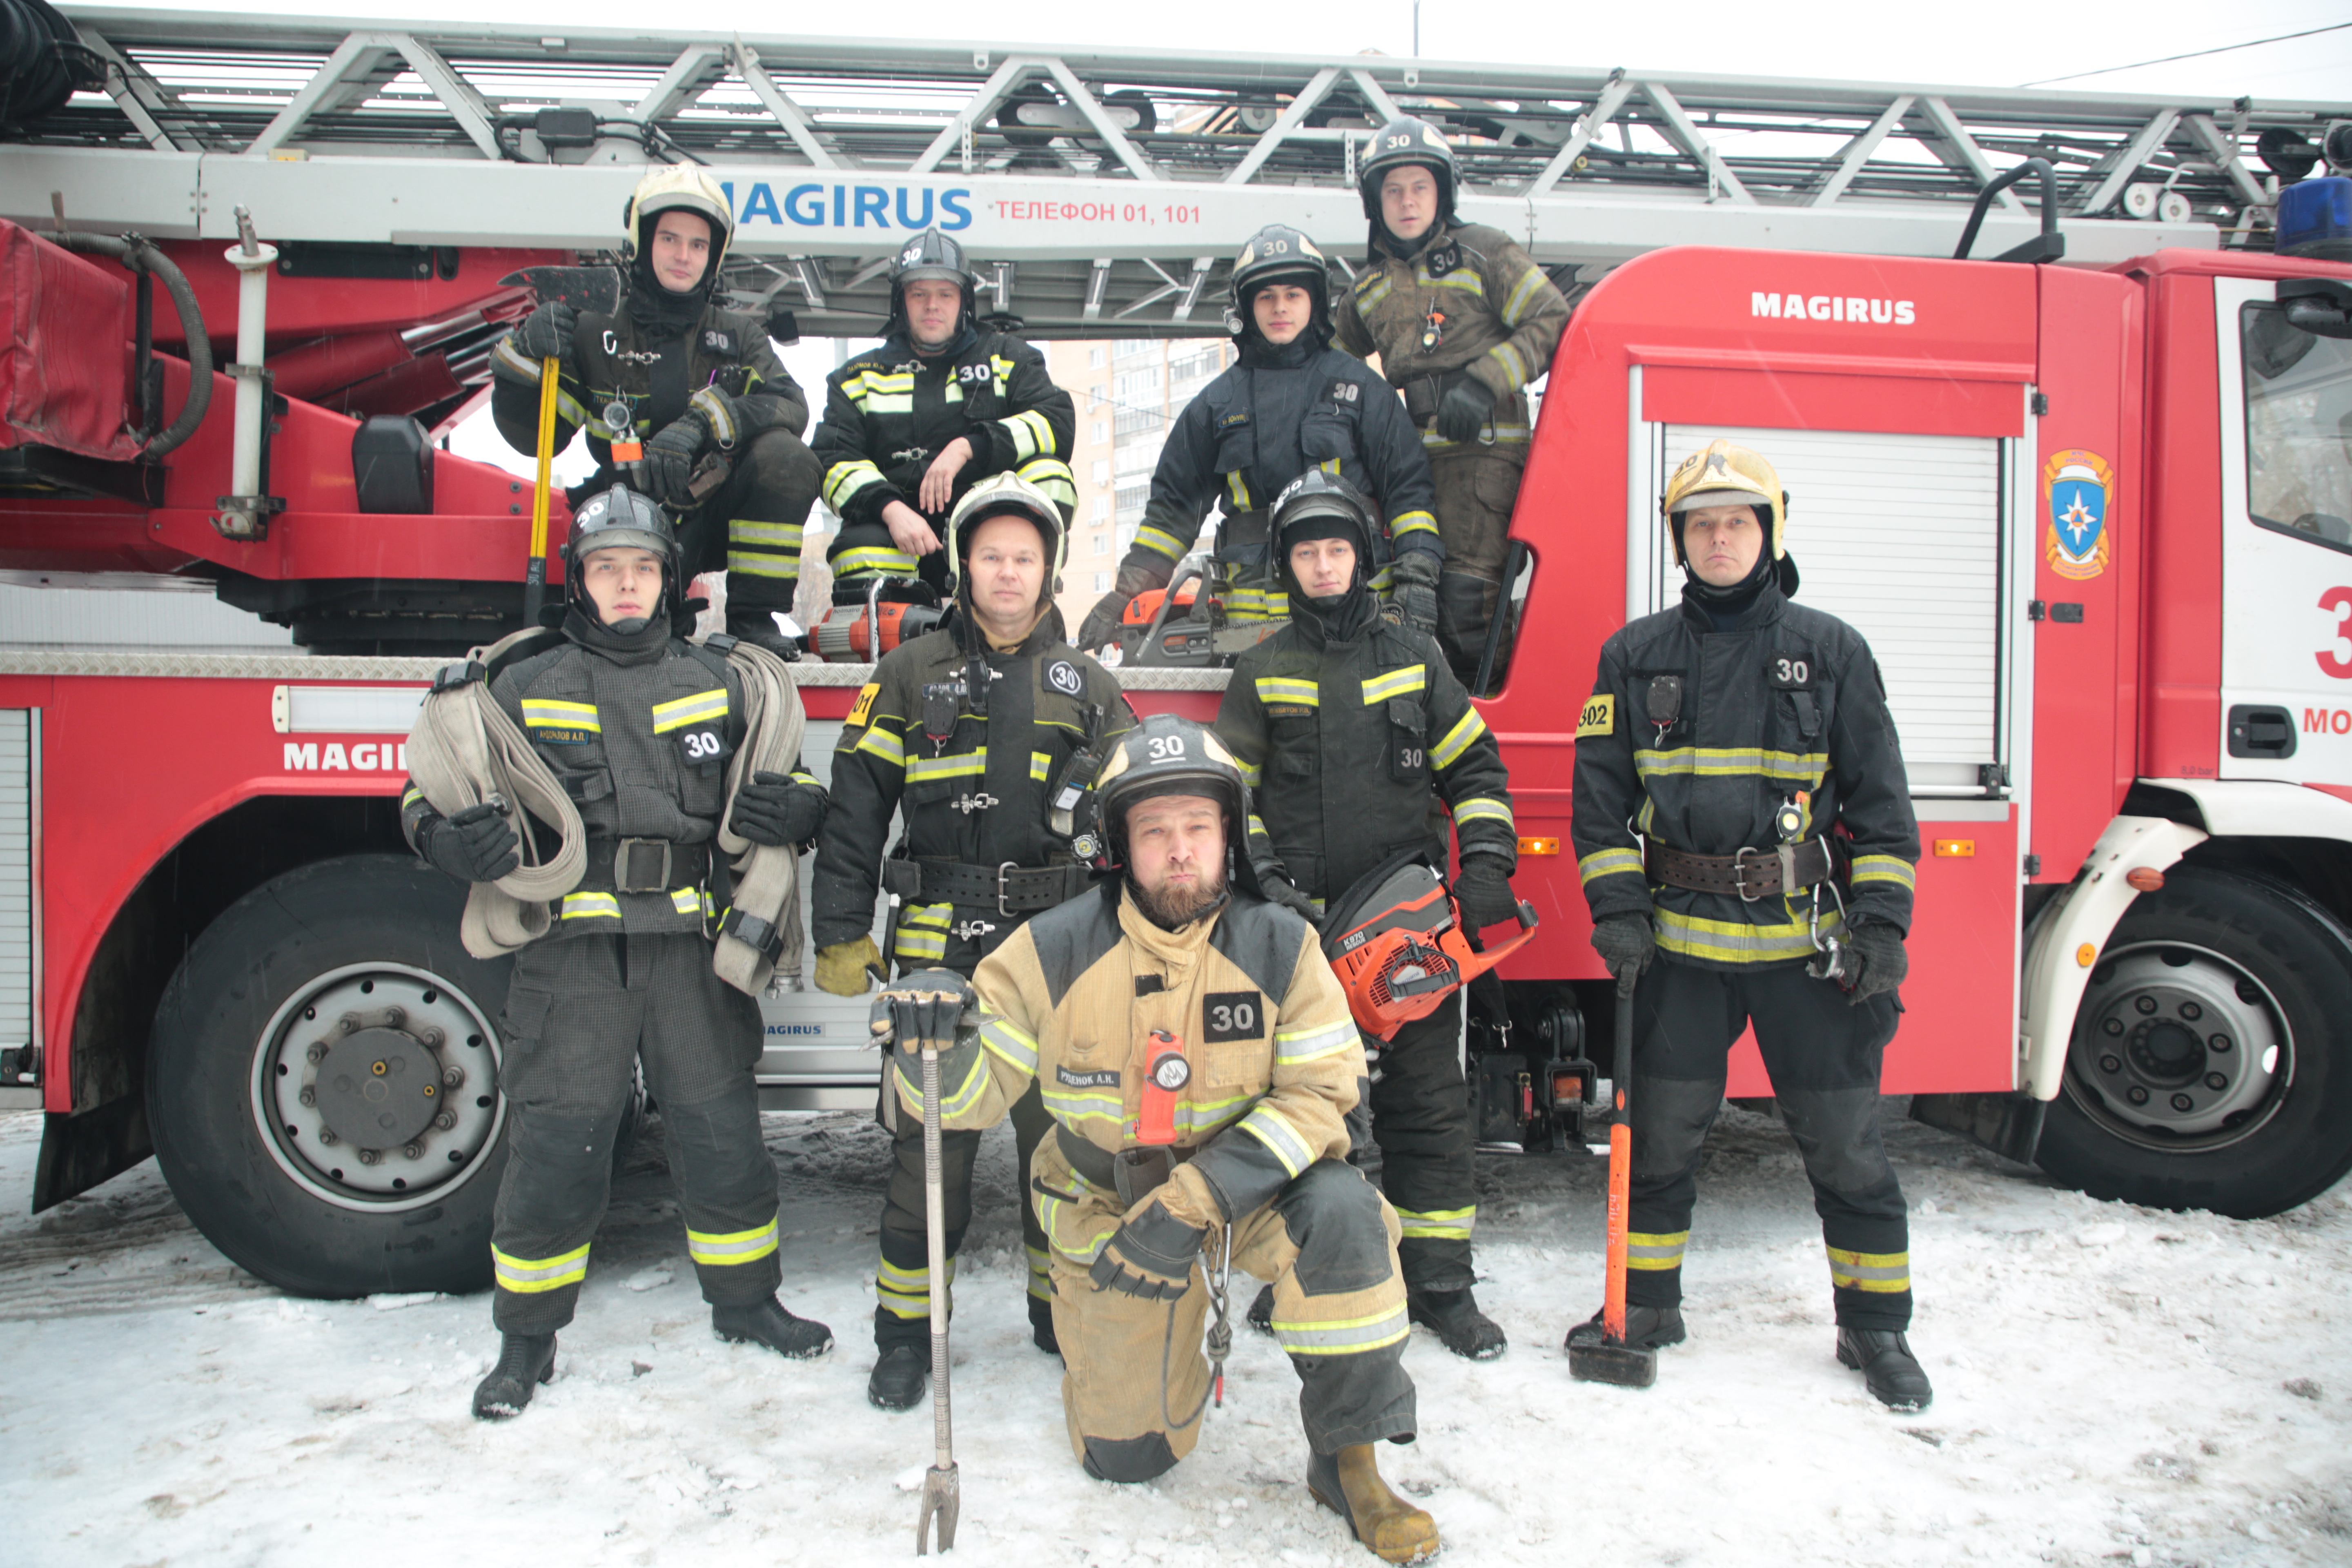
945, 471, 1068, 606
1662, 437, 1788, 564
623, 164, 735, 272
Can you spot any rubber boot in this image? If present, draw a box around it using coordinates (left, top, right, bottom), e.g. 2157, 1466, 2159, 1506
1563, 1303, 1686, 1352
867, 1344, 928, 1411
1029, 1294, 1060, 1356
710, 1297, 834, 1359
1836, 1327, 1933, 1411
1307, 1444, 1441, 1564
725, 607, 802, 661
1407, 1286, 1507, 1361
1246, 1282, 1275, 1335
471, 1332, 557, 1421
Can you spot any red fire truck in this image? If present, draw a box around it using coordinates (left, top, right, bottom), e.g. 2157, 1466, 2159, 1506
7, 196, 2352, 1296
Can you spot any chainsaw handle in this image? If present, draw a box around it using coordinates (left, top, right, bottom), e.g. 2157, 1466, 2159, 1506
1133, 551, 1212, 667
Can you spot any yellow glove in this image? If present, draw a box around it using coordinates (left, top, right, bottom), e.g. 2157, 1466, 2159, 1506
815, 935, 886, 996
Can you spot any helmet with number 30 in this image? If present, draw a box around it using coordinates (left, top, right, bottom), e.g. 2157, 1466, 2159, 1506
1084, 714, 1250, 871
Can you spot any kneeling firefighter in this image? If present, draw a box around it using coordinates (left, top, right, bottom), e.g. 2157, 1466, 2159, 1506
1075, 225, 1442, 655
811, 229, 1079, 608
1215, 471, 1523, 1359
491, 165, 822, 657
1334, 117, 1570, 684
1568, 438, 1931, 1410
807, 472, 1132, 1411
400, 486, 835, 1420
875, 715, 1440, 1564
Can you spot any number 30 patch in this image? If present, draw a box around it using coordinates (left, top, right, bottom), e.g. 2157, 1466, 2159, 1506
1203, 991, 1263, 1042
676, 725, 733, 768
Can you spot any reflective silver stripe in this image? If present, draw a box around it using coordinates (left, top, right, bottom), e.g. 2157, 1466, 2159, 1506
1274, 1020, 1357, 1066
1272, 1303, 1410, 1356
1394, 1205, 1474, 1240
1654, 908, 1838, 964
1579, 847, 1644, 886
1452, 796, 1513, 827
980, 1015, 1040, 1074
1238, 1102, 1316, 1178
686, 1219, 779, 1266
1431, 707, 1488, 768
1626, 1230, 1688, 1270
492, 1243, 590, 1293
876, 1255, 954, 1317
1850, 855, 1917, 890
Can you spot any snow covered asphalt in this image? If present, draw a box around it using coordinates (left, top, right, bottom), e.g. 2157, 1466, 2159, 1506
1, 1104, 2345, 1566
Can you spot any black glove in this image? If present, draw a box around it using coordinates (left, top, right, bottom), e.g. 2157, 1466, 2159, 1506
1842, 918, 1908, 1004
1088, 1195, 1205, 1301
1387, 549, 1440, 635
869, 969, 976, 1062
1254, 863, 1320, 926
1452, 859, 1521, 930
1076, 590, 1132, 653
1435, 377, 1493, 443
643, 415, 706, 508
729, 771, 826, 848
419, 802, 519, 883
1590, 910, 1656, 978
514, 301, 577, 366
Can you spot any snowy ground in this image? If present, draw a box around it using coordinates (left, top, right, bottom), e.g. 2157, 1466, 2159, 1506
2, 1105, 2346, 1568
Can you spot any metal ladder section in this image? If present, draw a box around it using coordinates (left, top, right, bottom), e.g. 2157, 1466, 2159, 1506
8, 9, 2341, 336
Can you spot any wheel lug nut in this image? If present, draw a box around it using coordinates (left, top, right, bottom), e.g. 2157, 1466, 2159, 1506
2179, 1001, 2203, 1022
420, 1027, 445, 1049
434, 1112, 456, 1131
2210, 1034, 2232, 1053
306, 1043, 326, 1064
298, 1087, 316, 1107
2134, 996, 2158, 1015
2205, 1072, 2227, 1090
2127, 1086, 2150, 1105
383, 1006, 406, 1028
2171, 1093, 2195, 1113
2102, 1018, 2124, 1036
339, 1012, 362, 1033
356, 1146, 379, 1165
442, 1067, 464, 1089
402, 1143, 424, 1160
2099, 1054, 2122, 1074
318, 1128, 339, 1146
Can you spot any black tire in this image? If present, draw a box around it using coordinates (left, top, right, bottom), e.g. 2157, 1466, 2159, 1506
2037, 866, 2352, 1219
149, 854, 516, 1297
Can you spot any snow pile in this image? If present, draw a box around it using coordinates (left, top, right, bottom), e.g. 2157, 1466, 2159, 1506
1, 1106, 2345, 1566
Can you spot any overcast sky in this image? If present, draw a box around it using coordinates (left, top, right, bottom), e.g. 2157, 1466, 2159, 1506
117, 0, 2352, 100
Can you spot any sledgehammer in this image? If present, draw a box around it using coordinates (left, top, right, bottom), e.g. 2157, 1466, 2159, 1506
1569, 969, 1657, 1389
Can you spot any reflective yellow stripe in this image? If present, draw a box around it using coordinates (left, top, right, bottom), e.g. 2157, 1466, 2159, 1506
401, 784, 423, 808
980, 1014, 1040, 1074
1489, 341, 1529, 387
1017, 457, 1077, 506
854, 724, 906, 766
1394, 1205, 1475, 1240
877, 1255, 955, 1318
1501, 265, 1550, 328
1134, 521, 1190, 561
1423, 423, 1532, 449
650, 688, 728, 734
1000, 408, 1056, 460
560, 892, 622, 921
1225, 471, 1252, 511
906, 751, 987, 783
493, 1242, 590, 1294
1026, 1244, 1052, 1299
1578, 847, 1645, 886
1850, 855, 1917, 890
1255, 676, 1320, 708
1031, 751, 1053, 782
1431, 707, 1488, 768
1654, 906, 1841, 964
895, 927, 947, 960
728, 552, 799, 578
1354, 274, 1393, 312
1225, 586, 1289, 622
1173, 1094, 1252, 1137
670, 888, 702, 914
1273, 1303, 1410, 1356
1634, 747, 1827, 784
1238, 1102, 1315, 1178
1043, 1082, 1123, 1127
1627, 1229, 1688, 1271
687, 1218, 779, 1267
823, 459, 889, 511
1361, 666, 1427, 705
1235, 758, 1263, 788
728, 519, 804, 546
898, 1048, 989, 1121
1274, 1020, 1357, 1066
1827, 1245, 1911, 1293
521, 698, 600, 733
1389, 510, 1439, 538
1452, 796, 1512, 827
832, 545, 920, 578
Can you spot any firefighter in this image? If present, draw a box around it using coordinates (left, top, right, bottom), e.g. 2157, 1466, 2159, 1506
1567, 438, 1929, 1410
1215, 471, 1520, 1361
1334, 117, 1570, 686
808, 472, 1133, 1411
1074, 225, 1443, 653
401, 486, 834, 1421
875, 714, 1438, 1564
490, 164, 822, 658
811, 229, 1078, 605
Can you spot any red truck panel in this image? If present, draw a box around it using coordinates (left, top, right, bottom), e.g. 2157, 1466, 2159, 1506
2139, 270, 2224, 784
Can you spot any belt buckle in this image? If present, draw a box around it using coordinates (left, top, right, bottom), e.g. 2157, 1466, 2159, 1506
615, 837, 672, 894
1732, 844, 1768, 902
996, 860, 1021, 917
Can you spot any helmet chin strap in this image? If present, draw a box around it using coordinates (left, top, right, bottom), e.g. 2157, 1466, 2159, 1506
606, 614, 656, 635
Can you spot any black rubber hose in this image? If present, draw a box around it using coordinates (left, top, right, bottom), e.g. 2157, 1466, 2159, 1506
0, 0, 104, 127
50, 229, 212, 456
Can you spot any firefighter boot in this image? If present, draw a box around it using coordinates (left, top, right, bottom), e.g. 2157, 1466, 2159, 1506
711, 1297, 835, 1359
1029, 1294, 1060, 1356
1407, 1285, 1507, 1361
867, 1344, 928, 1411
1836, 1327, 1933, 1412
1247, 1282, 1275, 1335
1564, 1303, 1687, 1352
725, 607, 802, 661
1308, 1443, 1441, 1564
471, 1332, 557, 1421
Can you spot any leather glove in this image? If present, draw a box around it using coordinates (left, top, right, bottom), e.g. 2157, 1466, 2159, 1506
1435, 376, 1493, 443
1452, 858, 1521, 930
1089, 1191, 1207, 1301
1254, 863, 1320, 926
815, 935, 887, 996
513, 301, 577, 366
1590, 910, 1656, 979
1076, 590, 1132, 653
1387, 549, 1441, 634
1842, 918, 1908, 1004
869, 969, 976, 1062
729, 772, 826, 848
419, 802, 519, 884
643, 415, 706, 508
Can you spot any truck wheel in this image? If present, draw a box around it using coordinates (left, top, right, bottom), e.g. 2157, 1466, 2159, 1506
2037, 866, 2352, 1219
148, 854, 516, 1298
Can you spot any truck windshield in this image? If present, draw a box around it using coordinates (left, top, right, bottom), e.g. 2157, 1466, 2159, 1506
2243, 302, 2352, 553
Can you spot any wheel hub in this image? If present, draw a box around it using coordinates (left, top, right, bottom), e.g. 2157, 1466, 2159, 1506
2070, 944, 2285, 1147
314, 1027, 443, 1149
